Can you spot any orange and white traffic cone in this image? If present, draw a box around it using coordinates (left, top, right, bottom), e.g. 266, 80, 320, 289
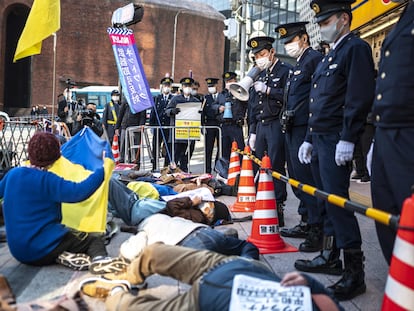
112, 134, 120, 164
381, 194, 414, 311
230, 145, 256, 212
247, 154, 297, 254
227, 141, 241, 186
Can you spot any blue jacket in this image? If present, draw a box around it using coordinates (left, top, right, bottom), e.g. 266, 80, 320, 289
372, 2, 414, 128
0, 166, 104, 263
307, 33, 375, 143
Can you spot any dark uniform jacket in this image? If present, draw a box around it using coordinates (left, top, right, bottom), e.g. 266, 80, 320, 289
150, 93, 173, 126
286, 47, 323, 127
249, 60, 292, 134
165, 94, 201, 126
201, 93, 225, 125
307, 33, 375, 143
115, 102, 146, 130
372, 2, 414, 128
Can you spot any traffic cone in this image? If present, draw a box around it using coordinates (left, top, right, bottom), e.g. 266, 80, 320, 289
381, 194, 414, 311
227, 141, 241, 186
230, 145, 256, 212
247, 154, 297, 254
112, 134, 120, 164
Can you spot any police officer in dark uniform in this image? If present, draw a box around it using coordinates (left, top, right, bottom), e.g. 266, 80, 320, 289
150, 77, 174, 170
102, 89, 121, 144
201, 78, 223, 173
218, 72, 247, 161
247, 35, 291, 227
165, 77, 201, 172
294, 0, 376, 301
274, 22, 325, 252
371, 0, 414, 265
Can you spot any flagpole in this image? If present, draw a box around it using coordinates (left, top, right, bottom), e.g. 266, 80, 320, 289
51, 32, 57, 122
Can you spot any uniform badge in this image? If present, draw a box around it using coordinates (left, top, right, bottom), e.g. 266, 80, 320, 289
312, 3, 320, 14
251, 40, 258, 48
294, 70, 301, 75
329, 64, 338, 69
278, 28, 287, 36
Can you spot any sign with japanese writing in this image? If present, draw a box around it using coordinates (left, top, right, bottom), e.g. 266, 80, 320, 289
107, 27, 153, 113
174, 102, 201, 140
230, 274, 312, 311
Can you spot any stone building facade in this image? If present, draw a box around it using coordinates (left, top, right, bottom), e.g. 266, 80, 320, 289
0, 0, 225, 115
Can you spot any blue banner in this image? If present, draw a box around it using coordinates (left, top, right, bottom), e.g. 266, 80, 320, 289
107, 27, 154, 113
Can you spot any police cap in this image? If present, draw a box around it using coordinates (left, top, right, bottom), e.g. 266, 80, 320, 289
275, 22, 309, 44
222, 71, 237, 82
180, 77, 195, 86
160, 77, 173, 85
205, 78, 219, 86
111, 89, 120, 96
310, 0, 355, 23
247, 36, 275, 54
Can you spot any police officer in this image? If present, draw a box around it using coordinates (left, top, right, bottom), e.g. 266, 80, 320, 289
102, 89, 121, 144
371, 0, 414, 265
218, 72, 247, 161
247, 35, 291, 227
294, 0, 376, 301
202, 78, 223, 173
274, 22, 324, 252
165, 77, 201, 172
150, 77, 174, 170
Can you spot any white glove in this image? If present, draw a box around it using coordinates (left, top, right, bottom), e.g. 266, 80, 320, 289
335, 140, 355, 166
253, 81, 267, 94
298, 142, 313, 164
366, 141, 374, 176
249, 133, 256, 151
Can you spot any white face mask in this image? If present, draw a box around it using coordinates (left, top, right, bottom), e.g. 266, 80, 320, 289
208, 86, 217, 94
255, 55, 272, 71
183, 87, 192, 95
191, 89, 198, 96
163, 86, 171, 94
284, 41, 304, 59
111, 95, 120, 102
320, 18, 344, 44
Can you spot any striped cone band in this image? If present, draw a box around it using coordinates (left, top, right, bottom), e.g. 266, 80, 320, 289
253, 209, 277, 219
382, 195, 414, 311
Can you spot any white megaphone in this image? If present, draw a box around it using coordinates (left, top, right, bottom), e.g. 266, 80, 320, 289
229, 66, 261, 101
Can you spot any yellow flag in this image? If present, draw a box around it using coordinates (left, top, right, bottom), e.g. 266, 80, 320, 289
13, 0, 60, 62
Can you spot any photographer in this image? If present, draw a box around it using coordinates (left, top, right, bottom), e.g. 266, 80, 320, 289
72, 102, 104, 137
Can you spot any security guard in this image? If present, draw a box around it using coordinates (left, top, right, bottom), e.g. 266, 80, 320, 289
165, 77, 200, 172
247, 35, 292, 227
274, 22, 325, 252
201, 78, 223, 173
218, 72, 247, 161
371, 0, 414, 265
102, 89, 121, 144
150, 77, 174, 170
294, 0, 375, 301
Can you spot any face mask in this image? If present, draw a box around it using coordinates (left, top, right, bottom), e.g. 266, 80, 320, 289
285, 41, 304, 58
163, 87, 171, 94
208, 86, 217, 94
111, 95, 120, 102
255, 54, 272, 71
183, 87, 192, 95
191, 89, 198, 96
320, 18, 343, 44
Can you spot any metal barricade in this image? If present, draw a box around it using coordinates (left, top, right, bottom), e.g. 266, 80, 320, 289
0, 120, 42, 169
123, 125, 222, 173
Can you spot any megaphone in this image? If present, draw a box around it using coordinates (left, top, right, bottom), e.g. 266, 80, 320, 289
229, 66, 261, 101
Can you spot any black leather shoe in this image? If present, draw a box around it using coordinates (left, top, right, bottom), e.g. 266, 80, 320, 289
295, 253, 343, 275
280, 222, 309, 238
298, 225, 323, 252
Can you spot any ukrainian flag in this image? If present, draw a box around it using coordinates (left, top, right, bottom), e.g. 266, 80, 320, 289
48, 128, 114, 233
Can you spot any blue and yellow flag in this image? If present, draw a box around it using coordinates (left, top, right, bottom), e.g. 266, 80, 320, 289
48, 128, 114, 233
14, 0, 60, 62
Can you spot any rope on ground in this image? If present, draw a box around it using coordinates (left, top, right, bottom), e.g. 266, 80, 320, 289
235, 148, 402, 231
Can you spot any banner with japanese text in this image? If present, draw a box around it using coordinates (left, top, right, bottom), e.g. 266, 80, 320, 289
107, 27, 153, 113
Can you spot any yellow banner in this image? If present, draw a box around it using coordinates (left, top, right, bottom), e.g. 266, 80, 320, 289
175, 120, 201, 140
351, 0, 399, 30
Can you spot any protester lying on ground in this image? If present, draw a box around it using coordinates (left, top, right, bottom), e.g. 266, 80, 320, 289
108, 176, 231, 227
0, 132, 127, 274
80, 243, 344, 311
119, 212, 259, 261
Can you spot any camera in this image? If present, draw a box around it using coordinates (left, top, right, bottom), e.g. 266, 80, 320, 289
280, 110, 295, 133
79, 109, 94, 119
65, 79, 76, 88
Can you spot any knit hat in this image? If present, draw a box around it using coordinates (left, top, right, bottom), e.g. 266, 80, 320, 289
28, 132, 61, 167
